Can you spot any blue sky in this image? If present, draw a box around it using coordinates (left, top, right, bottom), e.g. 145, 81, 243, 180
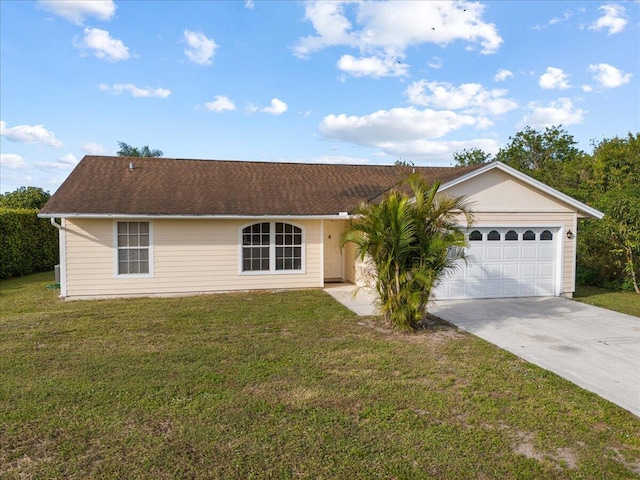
1, 0, 638, 194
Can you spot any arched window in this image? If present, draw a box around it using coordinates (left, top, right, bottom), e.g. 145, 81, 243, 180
488, 230, 501, 241
541, 230, 553, 240
505, 230, 518, 241
469, 230, 482, 241
242, 222, 270, 271
275, 222, 303, 270
241, 222, 304, 273
523, 230, 536, 241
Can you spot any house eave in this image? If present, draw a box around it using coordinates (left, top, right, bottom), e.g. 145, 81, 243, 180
37, 213, 354, 220
438, 161, 605, 220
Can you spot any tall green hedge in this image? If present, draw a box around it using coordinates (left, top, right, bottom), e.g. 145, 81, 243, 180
0, 209, 59, 279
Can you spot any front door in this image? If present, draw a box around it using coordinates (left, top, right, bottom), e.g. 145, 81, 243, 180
323, 220, 343, 281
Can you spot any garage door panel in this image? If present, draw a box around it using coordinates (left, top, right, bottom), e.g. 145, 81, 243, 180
521, 246, 537, 260
539, 263, 554, 277
503, 246, 519, 260
538, 280, 555, 295
503, 264, 519, 278
519, 282, 537, 296
538, 245, 555, 259
484, 282, 502, 296
432, 227, 558, 300
503, 281, 519, 296
521, 263, 537, 277
486, 264, 502, 278
466, 282, 483, 297
468, 264, 484, 279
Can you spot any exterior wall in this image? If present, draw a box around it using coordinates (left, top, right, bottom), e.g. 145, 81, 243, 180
63, 218, 323, 299
443, 168, 579, 296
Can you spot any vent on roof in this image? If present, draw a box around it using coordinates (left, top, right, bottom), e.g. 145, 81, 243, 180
129, 162, 135, 171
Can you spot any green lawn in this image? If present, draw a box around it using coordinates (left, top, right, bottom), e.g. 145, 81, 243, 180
575, 285, 640, 317
1, 272, 639, 479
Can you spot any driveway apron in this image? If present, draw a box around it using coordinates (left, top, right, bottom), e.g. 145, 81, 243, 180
429, 297, 640, 417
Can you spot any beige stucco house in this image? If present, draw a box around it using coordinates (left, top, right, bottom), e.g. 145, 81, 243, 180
39, 156, 602, 301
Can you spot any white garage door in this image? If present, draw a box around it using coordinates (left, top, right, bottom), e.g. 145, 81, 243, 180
432, 227, 558, 300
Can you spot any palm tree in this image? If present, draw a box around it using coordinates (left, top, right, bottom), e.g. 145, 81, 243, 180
341, 173, 474, 330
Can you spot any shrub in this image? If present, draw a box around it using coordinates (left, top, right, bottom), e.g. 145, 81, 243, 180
0, 208, 59, 279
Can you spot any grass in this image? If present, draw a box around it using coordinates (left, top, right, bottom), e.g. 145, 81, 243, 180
1, 272, 639, 479
574, 285, 640, 317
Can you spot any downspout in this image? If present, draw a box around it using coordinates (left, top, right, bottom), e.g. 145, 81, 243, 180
49, 218, 67, 298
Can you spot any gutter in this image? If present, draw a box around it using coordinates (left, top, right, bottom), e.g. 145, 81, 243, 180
38, 213, 354, 220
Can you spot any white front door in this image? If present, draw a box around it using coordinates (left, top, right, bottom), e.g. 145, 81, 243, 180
432, 227, 559, 300
323, 220, 343, 281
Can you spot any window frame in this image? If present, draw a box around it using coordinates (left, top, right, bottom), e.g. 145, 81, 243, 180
238, 221, 305, 275
113, 220, 154, 278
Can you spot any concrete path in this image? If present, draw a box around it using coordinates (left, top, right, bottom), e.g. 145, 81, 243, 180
323, 284, 379, 316
323, 284, 640, 416
430, 297, 640, 417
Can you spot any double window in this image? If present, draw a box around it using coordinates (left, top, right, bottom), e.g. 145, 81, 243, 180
117, 221, 151, 275
241, 222, 304, 273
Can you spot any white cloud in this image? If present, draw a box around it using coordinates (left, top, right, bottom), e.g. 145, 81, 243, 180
589, 63, 632, 88
319, 107, 479, 150
99, 83, 171, 98
539, 67, 570, 89
428, 56, 442, 69
38, 0, 116, 25
261, 98, 288, 115
37, 153, 79, 170
76, 27, 129, 62
245, 0, 254, 10
378, 138, 501, 160
294, 1, 502, 77
82, 141, 106, 154
205, 95, 236, 112
183, 30, 217, 65
519, 98, 586, 128
405, 81, 517, 116
337, 54, 407, 78
549, 10, 573, 26
582, 84, 593, 93
1, 121, 63, 147
494, 69, 513, 82
590, 4, 627, 35
0, 153, 28, 169
319, 106, 501, 159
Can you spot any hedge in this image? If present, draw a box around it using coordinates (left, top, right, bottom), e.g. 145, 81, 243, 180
0, 208, 59, 279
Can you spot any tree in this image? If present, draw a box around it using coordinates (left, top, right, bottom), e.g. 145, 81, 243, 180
341, 174, 474, 330
0, 186, 50, 209
600, 187, 640, 293
452, 148, 493, 167
116, 141, 163, 158
494, 125, 585, 191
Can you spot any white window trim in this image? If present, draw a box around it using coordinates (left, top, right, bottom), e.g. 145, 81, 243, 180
238, 221, 306, 275
113, 220, 154, 278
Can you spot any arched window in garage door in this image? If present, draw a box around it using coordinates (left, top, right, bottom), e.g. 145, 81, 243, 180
505, 230, 518, 241
469, 230, 482, 241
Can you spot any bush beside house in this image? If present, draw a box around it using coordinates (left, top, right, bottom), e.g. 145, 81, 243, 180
0, 208, 59, 279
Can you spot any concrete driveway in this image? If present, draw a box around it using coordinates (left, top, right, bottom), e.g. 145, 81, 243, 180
429, 297, 640, 417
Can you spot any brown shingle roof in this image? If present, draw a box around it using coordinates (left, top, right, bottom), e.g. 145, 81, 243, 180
40, 156, 485, 216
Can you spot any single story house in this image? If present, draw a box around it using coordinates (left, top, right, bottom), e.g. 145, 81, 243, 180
39, 156, 603, 301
